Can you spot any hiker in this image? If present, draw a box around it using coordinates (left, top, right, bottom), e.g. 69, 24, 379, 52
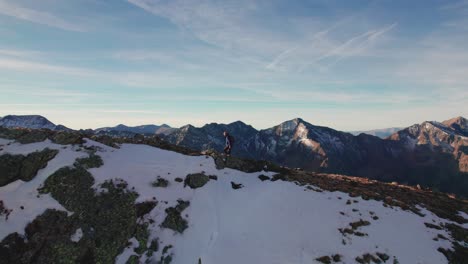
223, 131, 233, 157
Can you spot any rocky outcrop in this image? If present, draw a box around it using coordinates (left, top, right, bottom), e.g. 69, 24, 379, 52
0, 127, 83, 145
184, 173, 210, 189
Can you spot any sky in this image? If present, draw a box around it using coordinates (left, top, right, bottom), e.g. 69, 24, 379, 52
0, 0, 467, 131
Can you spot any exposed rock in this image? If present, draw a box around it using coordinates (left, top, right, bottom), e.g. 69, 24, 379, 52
15, 129, 50, 144
135, 201, 158, 218
211, 152, 285, 173
376, 252, 390, 262
332, 254, 342, 262
184, 173, 210, 189
258, 175, 270, 181
315, 254, 342, 263
424, 222, 443, 230
231, 182, 243, 190
316, 256, 332, 264
50, 131, 83, 145
355, 253, 382, 264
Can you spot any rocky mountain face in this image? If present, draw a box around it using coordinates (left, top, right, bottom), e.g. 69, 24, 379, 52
0, 115, 69, 131
162, 117, 468, 197
350, 127, 403, 138
389, 117, 468, 174
164, 121, 258, 158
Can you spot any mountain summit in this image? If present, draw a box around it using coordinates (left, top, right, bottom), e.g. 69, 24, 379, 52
0, 115, 69, 131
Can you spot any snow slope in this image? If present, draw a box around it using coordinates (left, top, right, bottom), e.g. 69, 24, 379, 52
0, 138, 461, 263
87, 140, 452, 263
0, 139, 87, 239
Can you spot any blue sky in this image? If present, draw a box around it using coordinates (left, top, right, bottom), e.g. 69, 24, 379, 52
0, 0, 467, 130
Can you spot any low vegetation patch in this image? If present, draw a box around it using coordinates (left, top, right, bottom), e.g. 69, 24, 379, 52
158, 244, 173, 264
355, 252, 393, 264
0, 148, 58, 187
74, 154, 103, 169
161, 200, 190, 234
0, 153, 149, 264
316, 254, 342, 263
339, 219, 371, 239
152, 177, 169, 188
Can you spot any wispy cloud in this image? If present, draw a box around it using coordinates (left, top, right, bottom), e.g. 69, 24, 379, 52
0, 0, 85, 32
0, 57, 94, 76
127, 0, 397, 74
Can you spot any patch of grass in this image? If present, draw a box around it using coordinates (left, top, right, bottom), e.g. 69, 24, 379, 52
159, 245, 173, 264
146, 238, 159, 258
74, 154, 103, 169
152, 177, 169, 188
161, 200, 190, 234
3, 163, 142, 264
126, 255, 140, 264
134, 224, 149, 255
0, 148, 58, 187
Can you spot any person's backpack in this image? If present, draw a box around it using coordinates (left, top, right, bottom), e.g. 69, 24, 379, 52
228, 135, 235, 145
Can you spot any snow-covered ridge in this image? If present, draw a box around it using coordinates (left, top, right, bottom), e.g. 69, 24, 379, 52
1, 137, 467, 263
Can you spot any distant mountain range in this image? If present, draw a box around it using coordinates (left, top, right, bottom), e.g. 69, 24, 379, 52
95, 124, 175, 136
350, 127, 404, 138
1, 114, 467, 196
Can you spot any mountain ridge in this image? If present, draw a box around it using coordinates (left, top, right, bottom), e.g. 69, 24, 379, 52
0, 127, 467, 263
1, 114, 466, 196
